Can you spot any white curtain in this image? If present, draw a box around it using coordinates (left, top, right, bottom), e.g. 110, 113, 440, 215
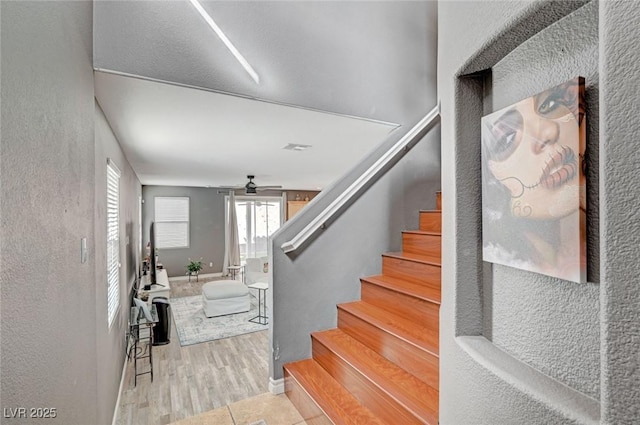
223, 191, 241, 276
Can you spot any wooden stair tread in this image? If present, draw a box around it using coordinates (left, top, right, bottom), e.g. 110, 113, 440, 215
361, 274, 440, 304
285, 359, 386, 425
285, 193, 441, 425
313, 328, 439, 424
382, 253, 441, 287
338, 301, 438, 355
383, 251, 441, 267
403, 230, 441, 236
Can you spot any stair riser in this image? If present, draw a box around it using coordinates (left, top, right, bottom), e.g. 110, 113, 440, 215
402, 233, 441, 260
361, 281, 439, 325
337, 309, 439, 390
419, 212, 442, 233
382, 256, 441, 287
312, 337, 429, 425
284, 369, 333, 425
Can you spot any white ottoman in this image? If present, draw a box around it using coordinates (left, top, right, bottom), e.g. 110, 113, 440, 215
202, 280, 250, 317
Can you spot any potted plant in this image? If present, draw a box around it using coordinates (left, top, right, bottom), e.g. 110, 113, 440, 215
186, 258, 203, 282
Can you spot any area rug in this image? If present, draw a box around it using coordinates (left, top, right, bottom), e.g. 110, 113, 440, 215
171, 295, 268, 346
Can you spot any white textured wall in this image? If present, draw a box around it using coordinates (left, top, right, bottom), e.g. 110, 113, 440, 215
0, 2, 98, 424
439, 0, 640, 423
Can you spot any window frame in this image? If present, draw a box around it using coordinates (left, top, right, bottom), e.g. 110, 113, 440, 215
106, 159, 121, 328
229, 195, 283, 261
154, 196, 190, 249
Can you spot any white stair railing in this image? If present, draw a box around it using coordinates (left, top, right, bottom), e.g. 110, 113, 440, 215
281, 104, 440, 254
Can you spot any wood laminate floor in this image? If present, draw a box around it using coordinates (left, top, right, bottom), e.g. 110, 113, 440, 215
116, 276, 272, 425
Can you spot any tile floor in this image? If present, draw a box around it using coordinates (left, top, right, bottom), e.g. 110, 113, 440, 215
169, 392, 306, 425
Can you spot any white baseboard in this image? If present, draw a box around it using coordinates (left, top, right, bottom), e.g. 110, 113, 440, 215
269, 377, 285, 395
112, 354, 128, 425
168, 272, 223, 282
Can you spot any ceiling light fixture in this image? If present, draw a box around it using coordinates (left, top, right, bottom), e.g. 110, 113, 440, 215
283, 143, 312, 151
188, 0, 260, 84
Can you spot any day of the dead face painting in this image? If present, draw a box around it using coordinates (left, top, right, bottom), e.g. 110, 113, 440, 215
481, 77, 586, 283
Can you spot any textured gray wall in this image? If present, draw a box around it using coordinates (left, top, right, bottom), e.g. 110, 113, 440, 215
94, 102, 142, 425
439, 0, 639, 423
142, 186, 226, 277
140, 187, 321, 277
599, 1, 640, 422
270, 121, 441, 380
1, 4, 142, 423
0, 2, 98, 424
485, 1, 600, 399
267, 0, 439, 380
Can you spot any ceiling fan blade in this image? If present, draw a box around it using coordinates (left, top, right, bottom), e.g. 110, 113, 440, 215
256, 185, 283, 190
219, 176, 282, 194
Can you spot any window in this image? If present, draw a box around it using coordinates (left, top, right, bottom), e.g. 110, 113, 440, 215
233, 196, 283, 260
155, 197, 189, 248
138, 195, 142, 271
106, 159, 120, 327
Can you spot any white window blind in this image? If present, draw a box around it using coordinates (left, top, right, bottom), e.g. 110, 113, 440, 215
107, 160, 121, 327
155, 197, 189, 248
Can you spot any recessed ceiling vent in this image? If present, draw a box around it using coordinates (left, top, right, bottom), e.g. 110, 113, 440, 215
283, 143, 312, 151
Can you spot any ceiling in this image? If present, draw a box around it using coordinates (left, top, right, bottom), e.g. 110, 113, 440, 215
94, 71, 397, 189
93, 1, 437, 189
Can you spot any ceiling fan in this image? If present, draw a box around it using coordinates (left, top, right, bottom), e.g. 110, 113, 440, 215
218, 175, 282, 195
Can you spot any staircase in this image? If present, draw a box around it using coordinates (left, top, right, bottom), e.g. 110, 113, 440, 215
284, 192, 442, 424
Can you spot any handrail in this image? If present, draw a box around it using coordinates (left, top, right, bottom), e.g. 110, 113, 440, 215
281, 105, 440, 254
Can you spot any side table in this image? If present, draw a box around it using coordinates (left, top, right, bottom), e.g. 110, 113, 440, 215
128, 304, 158, 386
228, 265, 245, 283
247, 281, 268, 325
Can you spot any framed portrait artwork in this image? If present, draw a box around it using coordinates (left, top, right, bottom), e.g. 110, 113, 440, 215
481, 77, 586, 283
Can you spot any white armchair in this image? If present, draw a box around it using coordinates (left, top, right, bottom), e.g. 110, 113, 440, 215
245, 256, 269, 285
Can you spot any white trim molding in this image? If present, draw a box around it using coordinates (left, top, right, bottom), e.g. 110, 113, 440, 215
112, 354, 129, 425
269, 377, 285, 395
168, 272, 223, 283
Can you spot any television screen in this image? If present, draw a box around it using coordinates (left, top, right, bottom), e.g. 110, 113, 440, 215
150, 222, 156, 286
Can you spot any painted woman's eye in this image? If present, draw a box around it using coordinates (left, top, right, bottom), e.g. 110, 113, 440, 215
487, 109, 522, 161
535, 85, 575, 119
537, 96, 560, 114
